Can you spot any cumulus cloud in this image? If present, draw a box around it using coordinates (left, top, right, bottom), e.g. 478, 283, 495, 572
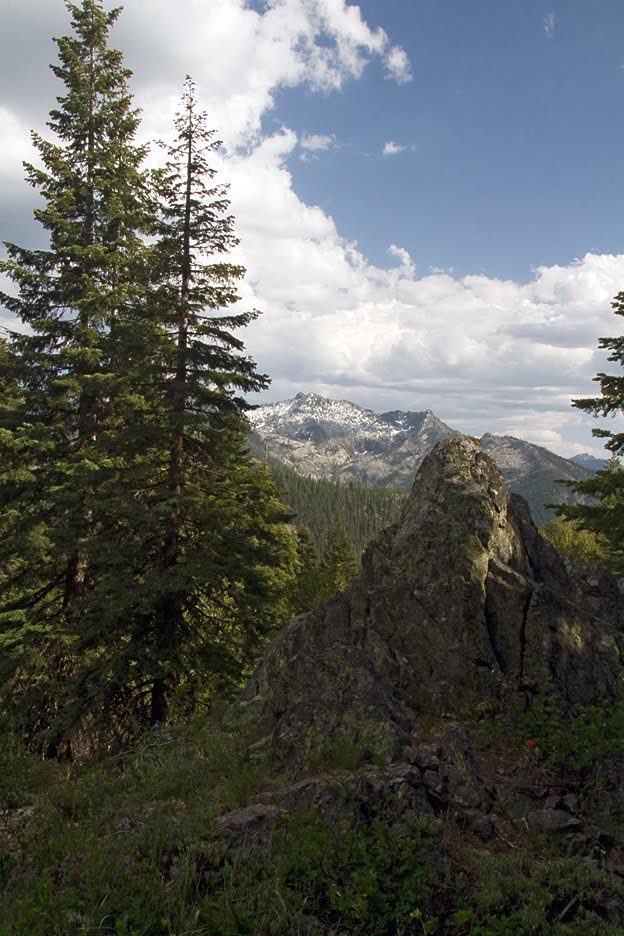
0, 0, 411, 150
0, 107, 33, 182
382, 140, 406, 156
384, 45, 412, 84
115, 0, 411, 148
388, 244, 416, 277
544, 11, 556, 38
236, 153, 624, 456
300, 133, 334, 151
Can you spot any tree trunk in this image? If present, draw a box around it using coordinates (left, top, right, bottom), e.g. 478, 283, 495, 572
149, 102, 196, 724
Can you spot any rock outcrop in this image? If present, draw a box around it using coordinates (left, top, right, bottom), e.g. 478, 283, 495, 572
219, 436, 624, 892
239, 436, 622, 771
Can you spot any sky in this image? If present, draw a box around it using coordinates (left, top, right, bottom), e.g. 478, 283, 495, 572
2, 0, 624, 457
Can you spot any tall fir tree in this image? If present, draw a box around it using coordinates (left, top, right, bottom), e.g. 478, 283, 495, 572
319, 523, 359, 598
148, 77, 270, 723
289, 525, 323, 614
0, 0, 153, 752
0, 10, 298, 751
555, 290, 624, 574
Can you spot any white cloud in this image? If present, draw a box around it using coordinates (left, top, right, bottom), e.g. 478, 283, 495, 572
543, 11, 556, 38
384, 45, 412, 84
0, 107, 33, 181
382, 140, 405, 156
388, 244, 416, 277
300, 133, 334, 151
113, 0, 411, 149
232, 135, 624, 455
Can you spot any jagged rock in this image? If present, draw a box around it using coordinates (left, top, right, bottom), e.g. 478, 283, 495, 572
528, 809, 583, 833
239, 436, 623, 770
256, 763, 434, 824
211, 804, 287, 849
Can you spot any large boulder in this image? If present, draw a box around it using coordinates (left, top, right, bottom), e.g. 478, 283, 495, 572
239, 436, 623, 771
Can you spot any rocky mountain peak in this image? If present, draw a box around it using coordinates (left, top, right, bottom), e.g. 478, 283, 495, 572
253, 392, 375, 433
249, 393, 594, 522
571, 452, 607, 473
249, 392, 459, 487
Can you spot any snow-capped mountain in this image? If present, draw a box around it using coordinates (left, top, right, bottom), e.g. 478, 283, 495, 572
250, 392, 458, 488
249, 393, 594, 524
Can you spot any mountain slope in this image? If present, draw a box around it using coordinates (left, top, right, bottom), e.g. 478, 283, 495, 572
570, 452, 607, 472
250, 393, 594, 524
480, 434, 593, 524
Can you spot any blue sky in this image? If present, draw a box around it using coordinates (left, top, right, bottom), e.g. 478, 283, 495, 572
2, 0, 624, 457
277, 0, 624, 281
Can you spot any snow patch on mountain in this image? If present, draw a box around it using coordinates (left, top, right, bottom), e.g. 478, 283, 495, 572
251, 392, 446, 442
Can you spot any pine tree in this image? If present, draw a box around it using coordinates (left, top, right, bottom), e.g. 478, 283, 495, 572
64, 78, 299, 735
555, 291, 624, 574
0, 12, 298, 751
540, 514, 609, 567
319, 523, 359, 598
288, 525, 323, 614
147, 77, 269, 722
0, 0, 153, 751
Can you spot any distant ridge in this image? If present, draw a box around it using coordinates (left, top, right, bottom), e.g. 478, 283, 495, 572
570, 452, 607, 473
479, 434, 592, 524
250, 393, 593, 524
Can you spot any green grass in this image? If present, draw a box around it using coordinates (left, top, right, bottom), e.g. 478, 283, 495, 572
2, 712, 624, 935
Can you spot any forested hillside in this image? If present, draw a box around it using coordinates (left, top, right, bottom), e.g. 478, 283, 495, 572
269, 460, 404, 554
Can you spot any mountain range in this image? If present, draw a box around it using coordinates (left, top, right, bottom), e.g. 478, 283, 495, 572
249, 392, 599, 525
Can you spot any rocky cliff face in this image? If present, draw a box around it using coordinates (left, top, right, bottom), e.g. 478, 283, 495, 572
240, 436, 622, 770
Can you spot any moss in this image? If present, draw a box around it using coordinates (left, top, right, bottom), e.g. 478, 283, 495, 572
303, 716, 397, 773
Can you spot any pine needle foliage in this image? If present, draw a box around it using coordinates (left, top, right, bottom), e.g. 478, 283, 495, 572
0, 0, 153, 754
84, 75, 298, 731
0, 8, 298, 752
554, 291, 624, 574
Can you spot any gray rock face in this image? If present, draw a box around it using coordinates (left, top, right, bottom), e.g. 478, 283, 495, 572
240, 436, 623, 769
217, 437, 624, 888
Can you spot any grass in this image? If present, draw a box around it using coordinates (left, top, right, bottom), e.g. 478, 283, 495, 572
2, 706, 624, 935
